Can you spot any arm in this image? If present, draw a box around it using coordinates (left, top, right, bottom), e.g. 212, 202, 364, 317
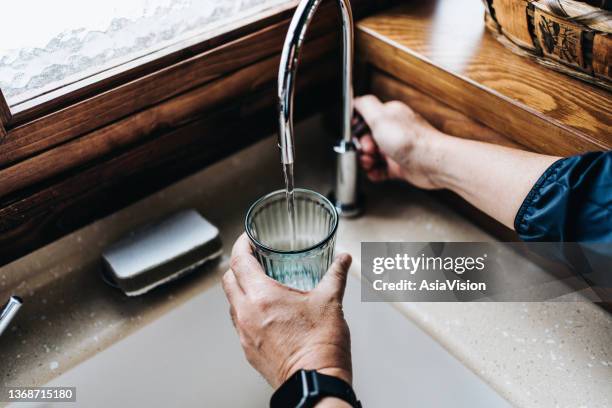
425, 135, 560, 229
222, 234, 354, 407
354, 95, 560, 230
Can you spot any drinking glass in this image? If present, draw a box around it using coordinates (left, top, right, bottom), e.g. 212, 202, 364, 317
245, 188, 338, 291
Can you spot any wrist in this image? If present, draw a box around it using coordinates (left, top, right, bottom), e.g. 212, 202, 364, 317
316, 367, 353, 386
279, 345, 352, 388
406, 130, 451, 190
279, 365, 353, 388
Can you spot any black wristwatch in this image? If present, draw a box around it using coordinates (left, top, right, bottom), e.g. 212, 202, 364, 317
270, 369, 361, 408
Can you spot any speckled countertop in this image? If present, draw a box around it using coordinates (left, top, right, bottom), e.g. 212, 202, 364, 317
1, 117, 610, 407
336, 188, 612, 408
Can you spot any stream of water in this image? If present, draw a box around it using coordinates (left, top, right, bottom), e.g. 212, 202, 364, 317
283, 163, 298, 251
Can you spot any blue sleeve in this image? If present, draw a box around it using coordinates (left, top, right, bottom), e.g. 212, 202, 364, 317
514, 151, 612, 243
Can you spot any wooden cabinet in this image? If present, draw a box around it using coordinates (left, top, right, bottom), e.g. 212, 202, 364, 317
357, 0, 612, 157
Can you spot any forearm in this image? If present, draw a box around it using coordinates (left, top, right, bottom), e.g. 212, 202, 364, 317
422, 134, 560, 229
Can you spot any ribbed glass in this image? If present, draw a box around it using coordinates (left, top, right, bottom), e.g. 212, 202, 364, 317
245, 189, 338, 291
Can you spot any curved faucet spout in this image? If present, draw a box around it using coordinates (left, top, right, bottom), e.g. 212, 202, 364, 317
278, 0, 361, 217
278, 0, 354, 166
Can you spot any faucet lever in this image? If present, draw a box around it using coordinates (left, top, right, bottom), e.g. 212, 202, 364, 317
278, 0, 362, 217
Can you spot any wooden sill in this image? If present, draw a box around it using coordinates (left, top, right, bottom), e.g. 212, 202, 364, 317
357, 0, 612, 156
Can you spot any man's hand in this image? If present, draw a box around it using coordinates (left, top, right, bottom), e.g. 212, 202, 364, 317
222, 233, 353, 389
354, 95, 445, 189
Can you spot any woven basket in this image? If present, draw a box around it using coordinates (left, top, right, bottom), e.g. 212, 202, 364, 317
483, 0, 612, 90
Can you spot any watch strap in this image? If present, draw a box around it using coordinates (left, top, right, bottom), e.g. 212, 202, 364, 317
270, 369, 361, 408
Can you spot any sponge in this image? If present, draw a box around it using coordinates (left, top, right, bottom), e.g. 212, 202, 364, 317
102, 210, 223, 296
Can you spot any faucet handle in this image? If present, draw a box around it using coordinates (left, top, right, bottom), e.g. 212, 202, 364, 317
351, 110, 370, 139
351, 135, 362, 151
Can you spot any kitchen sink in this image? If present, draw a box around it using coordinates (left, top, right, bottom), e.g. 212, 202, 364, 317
19, 273, 510, 407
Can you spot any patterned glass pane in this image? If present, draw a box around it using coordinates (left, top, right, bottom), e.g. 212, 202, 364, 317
0, 0, 294, 107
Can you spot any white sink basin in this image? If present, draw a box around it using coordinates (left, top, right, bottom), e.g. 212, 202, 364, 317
21, 273, 510, 407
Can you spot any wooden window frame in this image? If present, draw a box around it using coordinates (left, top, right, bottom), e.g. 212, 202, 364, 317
0, 1, 390, 171
0, 2, 309, 166
4, 2, 303, 126
0, 0, 393, 265
0, 90, 9, 139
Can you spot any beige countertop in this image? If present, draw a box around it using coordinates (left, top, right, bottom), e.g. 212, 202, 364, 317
337, 181, 612, 408
1, 117, 610, 407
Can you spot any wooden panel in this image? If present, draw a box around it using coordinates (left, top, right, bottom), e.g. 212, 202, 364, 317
491, 0, 535, 49
0, 4, 342, 168
593, 33, 612, 79
0, 60, 336, 265
0, 33, 335, 198
370, 70, 525, 149
357, 0, 612, 156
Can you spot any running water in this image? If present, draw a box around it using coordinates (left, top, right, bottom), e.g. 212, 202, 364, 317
283, 163, 298, 251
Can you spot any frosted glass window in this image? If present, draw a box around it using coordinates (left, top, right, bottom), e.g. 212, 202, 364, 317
0, 0, 294, 107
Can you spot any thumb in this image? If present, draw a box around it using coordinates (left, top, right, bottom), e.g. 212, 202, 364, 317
316, 253, 352, 301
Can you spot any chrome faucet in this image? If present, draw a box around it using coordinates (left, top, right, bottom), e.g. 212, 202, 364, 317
278, 0, 361, 217
0, 296, 22, 336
